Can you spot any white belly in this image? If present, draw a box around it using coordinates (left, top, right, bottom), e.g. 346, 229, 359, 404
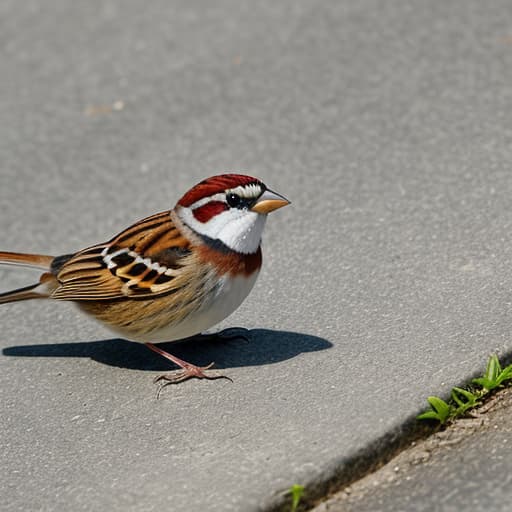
121, 271, 259, 343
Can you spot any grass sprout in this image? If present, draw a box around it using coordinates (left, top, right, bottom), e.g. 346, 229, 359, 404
418, 354, 512, 425
288, 484, 305, 512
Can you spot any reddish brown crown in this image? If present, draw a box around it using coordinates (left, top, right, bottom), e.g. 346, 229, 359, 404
177, 174, 263, 208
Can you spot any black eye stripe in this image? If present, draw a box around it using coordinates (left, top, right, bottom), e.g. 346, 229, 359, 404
226, 193, 256, 209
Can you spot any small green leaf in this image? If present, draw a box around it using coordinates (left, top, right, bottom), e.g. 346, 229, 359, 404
502, 363, 512, 374
472, 354, 507, 390
452, 387, 477, 402
472, 376, 493, 390
451, 387, 479, 414
417, 410, 445, 421
417, 396, 452, 424
288, 484, 305, 512
427, 396, 451, 418
500, 365, 512, 382
493, 364, 512, 387
484, 355, 501, 383
503, 362, 512, 372
451, 387, 465, 407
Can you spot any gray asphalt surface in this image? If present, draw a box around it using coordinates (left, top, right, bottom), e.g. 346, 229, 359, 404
2, 1, 512, 511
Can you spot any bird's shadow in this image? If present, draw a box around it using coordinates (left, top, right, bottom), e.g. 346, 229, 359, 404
2, 329, 332, 371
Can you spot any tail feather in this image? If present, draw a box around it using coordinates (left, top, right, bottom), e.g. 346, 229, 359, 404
0, 252, 58, 304
0, 282, 48, 304
0, 251, 54, 270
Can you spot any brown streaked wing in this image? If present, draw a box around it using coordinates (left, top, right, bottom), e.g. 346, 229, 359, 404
109, 210, 173, 246
51, 210, 192, 301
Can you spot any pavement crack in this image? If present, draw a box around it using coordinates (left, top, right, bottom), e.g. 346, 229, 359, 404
264, 386, 512, 512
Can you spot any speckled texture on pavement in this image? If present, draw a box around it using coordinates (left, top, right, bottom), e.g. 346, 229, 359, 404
2, 1, 512, 511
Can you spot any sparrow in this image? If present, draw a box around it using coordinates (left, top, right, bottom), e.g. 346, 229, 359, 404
0, 174, 289, 388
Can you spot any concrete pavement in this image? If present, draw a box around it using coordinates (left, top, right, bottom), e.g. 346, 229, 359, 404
314, 387, 512, 512
2, 1, 512, 510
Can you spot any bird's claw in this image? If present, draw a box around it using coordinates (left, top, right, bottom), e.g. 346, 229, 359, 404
154, 362, 233, 398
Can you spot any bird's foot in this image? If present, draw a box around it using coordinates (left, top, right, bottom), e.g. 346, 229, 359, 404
145, 341, 235, 398
153, 362, 232, 398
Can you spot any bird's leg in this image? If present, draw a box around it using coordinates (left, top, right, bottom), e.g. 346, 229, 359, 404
145, 343, 232, 395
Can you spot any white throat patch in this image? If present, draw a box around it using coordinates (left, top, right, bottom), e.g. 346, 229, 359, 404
177, 205, 267, 254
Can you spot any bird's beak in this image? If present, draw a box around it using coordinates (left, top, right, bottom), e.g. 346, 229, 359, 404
250, 189, 291, 214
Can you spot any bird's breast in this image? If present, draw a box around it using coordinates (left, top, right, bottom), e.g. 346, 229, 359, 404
131, 270, 260, 343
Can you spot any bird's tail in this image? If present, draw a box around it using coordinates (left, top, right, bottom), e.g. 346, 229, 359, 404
0, 251, 54, 270
0, 251, 56, 304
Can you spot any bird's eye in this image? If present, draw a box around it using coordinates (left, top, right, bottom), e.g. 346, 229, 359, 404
226, 193, 242, 208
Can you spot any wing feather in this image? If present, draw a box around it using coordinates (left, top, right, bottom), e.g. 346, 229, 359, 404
51, 211, 193, 301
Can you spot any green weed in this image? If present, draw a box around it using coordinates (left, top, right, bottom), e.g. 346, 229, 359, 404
288, 484, 305, 512
472, 354, 512, 391
418, 354, 512, 425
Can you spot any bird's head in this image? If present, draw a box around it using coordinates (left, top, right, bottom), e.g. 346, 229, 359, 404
176, 174, 290, 254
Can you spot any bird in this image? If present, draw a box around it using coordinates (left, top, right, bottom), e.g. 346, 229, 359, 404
0, 174, 289, 389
